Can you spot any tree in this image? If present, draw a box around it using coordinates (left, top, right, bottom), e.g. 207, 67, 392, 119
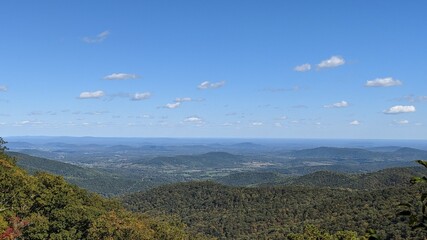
0, 137, 7, 153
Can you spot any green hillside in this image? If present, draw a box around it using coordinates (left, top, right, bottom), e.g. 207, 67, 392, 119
0, 147, 207, 239
215, 167, 426, 190
8, 152, 159, 196
215, 171, 285, 186
9, 151, 100, 178
123, 180, 427, 239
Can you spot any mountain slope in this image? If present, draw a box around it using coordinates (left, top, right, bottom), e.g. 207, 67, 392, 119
122, 181, 426, 239
9, 151, 100, 178
7, 152, 152, 196
0, 150, 198, 239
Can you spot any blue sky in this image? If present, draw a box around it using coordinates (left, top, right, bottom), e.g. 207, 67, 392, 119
0, 0, 426, 139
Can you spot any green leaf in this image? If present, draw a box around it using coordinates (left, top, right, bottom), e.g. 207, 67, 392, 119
398, 203, 412, 208
410, 177, 427, 184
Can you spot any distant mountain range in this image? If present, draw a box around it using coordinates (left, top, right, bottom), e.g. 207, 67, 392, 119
282, 146, 427, 161
8, 147, 427, 196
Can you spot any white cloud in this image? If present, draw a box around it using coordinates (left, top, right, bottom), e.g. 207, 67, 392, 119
198, 81, 210, 89
280, 115, 288, 120
175, 97, 192, 102
131, 92, 151, 101
294, 63, 311, 72
396, 95, 427, 103
78, 91, 105, 99
274, 122, 283, 127
184, 116, 203, 124
396, 120, 409, 125
104, 73, 139, 80
15, 120, 44, 126
252, 122, 263, 126
324, 101, 349, 108
384, 105, 416, 114
84, 111, 108, 115
211, 81, 226, 88
198, 81, 225, 89
83, 30, 110, 43
164, 102, 181, 109
317, 56, 345, 69
350, 120, 360, 125
0, 85, 7, 92
365, 77, 402, 87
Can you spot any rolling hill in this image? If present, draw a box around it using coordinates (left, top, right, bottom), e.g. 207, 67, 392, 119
142, 152, 248, 168
7, 152, 153, 196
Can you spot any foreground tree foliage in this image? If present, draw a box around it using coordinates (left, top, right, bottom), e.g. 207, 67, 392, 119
0, 138, 208, 240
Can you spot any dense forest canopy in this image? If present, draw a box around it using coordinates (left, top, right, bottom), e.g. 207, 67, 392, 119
122, 181, 427, 239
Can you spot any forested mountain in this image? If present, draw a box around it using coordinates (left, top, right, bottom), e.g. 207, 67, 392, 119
215, 171, 284, 186
123, 181, 427, 239
8, 151, 99, 177
0, 148, 211, 239
214, 167, 426, 189
286, 147, 379, 159
285, 167, 426, 189
8, 151, 153, 196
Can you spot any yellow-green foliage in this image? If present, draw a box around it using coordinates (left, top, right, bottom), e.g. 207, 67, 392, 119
0, 216, 7, 233
0, 149, 195, 239
286, 225, 364, 240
